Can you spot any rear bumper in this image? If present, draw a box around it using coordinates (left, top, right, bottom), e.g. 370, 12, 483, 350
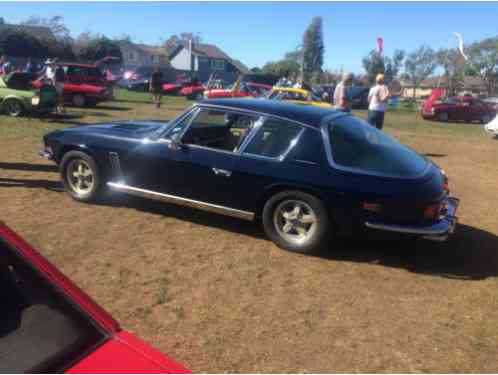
365, 197, 459, 242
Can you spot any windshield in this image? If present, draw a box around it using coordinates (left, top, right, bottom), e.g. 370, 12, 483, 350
327, 116, 428, 178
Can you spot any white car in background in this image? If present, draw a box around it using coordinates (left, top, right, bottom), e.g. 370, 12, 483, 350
484, 113, 498, 137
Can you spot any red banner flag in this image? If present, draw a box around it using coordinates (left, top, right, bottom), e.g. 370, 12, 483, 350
376, 37, 384, 54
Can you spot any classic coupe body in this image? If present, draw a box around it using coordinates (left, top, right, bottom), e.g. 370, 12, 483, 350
268, 87, 333, 109
421, 95, 496, 124
40, 99, 459, 253
0, 221, 189, 373
0, 73, 57, 117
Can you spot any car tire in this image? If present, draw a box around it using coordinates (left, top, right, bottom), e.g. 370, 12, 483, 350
60, 150, 103, 203
481, 114, 491, 124
72, 94, 86, 107
438, 112, 449, 122
262, 190, 330, 254
3, 98, 24, 117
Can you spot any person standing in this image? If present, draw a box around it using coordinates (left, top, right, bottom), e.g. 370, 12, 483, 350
333, 72, 353, 112
149, 66, 163, 109
54, 63, 66, 114
367, 74, 390, 130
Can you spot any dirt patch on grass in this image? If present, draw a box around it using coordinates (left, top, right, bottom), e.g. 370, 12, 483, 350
1, 98, 498, 372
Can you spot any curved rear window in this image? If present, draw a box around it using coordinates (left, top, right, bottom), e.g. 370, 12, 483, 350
328, 116, 428, 178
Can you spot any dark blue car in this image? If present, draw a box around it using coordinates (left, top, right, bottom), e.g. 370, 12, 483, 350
40, 99, 459, 254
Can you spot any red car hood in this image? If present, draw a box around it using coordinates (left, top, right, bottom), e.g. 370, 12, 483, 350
422, 88, 445, 113
67, 331, 189, 374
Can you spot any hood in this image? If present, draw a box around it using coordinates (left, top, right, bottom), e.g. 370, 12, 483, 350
422, 88, 445, 112
62, 121, 165, 139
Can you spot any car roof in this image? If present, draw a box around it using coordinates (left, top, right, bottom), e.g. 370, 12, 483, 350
199, 98, 341, 127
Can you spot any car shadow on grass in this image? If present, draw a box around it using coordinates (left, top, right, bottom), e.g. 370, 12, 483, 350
94, 105, 132, 111
0, 177, 63, 192
315, 224, 498, 281
0, 162, 57, 173
103, 195, 498, 281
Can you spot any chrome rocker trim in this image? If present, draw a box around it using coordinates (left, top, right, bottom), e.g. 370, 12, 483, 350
107, 182, 255, 221
365, 197, 459, 242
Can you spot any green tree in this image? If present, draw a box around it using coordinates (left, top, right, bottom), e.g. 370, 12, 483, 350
262, 59, 301, 79
362, 49, 405, 84
468, 37, 498, 96
250, 67, 262, 73
362, 50, 385, 84
22, 15, 71, 42
0, 30, 48, 57
436, 48, 466, 96
78, 36, 122, 63
302, 16, 324, 84
404, 45, 437, 99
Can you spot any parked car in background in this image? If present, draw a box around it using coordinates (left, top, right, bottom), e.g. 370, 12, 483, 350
268, 87, 333, 109
483, 97, 498, 111
204, 82, 272, 99
421, 95, 496, 124
180, 83, 206, 100
484, 113, 498, 137
349, 86, 370, 109
32, 77, 111, 107
40, 99, 458, 254
0, 72, 57, 117
0, 221, 189, 373
240, 73, 278, 87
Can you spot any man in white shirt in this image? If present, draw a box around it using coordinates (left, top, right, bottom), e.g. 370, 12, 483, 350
367, 74, 390, 129
334, 72, 353, 112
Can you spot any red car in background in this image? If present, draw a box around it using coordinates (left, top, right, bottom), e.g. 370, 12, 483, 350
0, 222, 189, 373
32, 77, 111, 107
204, 82, 272, 99
421, 89, 496, 124
180, 83, 205, 100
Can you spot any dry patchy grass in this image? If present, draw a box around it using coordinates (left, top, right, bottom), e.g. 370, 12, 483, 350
1, 91, 497, 372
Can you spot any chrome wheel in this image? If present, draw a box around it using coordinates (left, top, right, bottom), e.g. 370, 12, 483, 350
273, 200, 317, 246
67, 159, 94, 196
5, 100, 22, 117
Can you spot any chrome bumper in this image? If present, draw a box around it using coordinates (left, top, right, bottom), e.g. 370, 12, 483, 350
38, 149, 53, 160
365, 197, 459, 242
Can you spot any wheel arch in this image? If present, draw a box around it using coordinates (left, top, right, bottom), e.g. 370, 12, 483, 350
2, 95, 28, 112
255, 183, 327, 218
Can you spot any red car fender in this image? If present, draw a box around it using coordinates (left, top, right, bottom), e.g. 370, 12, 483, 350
66, 331, 190, 374
0, 222, 119, 333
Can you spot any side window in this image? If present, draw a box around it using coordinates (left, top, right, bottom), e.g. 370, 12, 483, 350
244, 118, 302, 159
166, 110, 197, 142
181, 109, 261, 153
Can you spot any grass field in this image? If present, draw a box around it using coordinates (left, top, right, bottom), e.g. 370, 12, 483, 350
1, 90, 498, 372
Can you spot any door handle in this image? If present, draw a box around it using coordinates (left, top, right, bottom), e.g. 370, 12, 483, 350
212, 168, 232, 177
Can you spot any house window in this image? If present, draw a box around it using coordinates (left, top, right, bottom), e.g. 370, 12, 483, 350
210, 59, 225, 70
129, 52, 134, 61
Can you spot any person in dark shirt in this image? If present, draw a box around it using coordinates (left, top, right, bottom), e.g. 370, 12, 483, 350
149, 66, 163, 109
54, 64, 66, 114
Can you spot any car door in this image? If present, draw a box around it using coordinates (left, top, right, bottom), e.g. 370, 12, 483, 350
170, 107, 262, 208
120, 109, 198, 194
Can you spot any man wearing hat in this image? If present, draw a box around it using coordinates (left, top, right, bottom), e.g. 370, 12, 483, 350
44, 58, 57, 84
367, 74, 390, 130
333, 72, 353, 112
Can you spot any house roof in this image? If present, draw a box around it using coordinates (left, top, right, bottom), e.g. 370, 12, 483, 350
117, 41, 164, 56
0, 23, 56, 42
230, 59, 250, 74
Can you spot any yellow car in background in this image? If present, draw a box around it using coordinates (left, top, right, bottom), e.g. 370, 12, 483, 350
267, 87, 333, 109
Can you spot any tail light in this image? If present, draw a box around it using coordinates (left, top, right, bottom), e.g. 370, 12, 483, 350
363, 202, 382, 213
440, 169, 449, 193
424, 202, 442, 221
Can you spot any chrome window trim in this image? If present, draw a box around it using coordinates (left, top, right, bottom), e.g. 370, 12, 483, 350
107, 182, 254, 221
196, 103, 320, 131
321, 115, 431, 180
177, 106, 264, 156
160, 106, 200, 140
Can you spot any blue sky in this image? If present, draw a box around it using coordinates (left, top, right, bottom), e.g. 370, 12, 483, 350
1, 1, 497, 73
